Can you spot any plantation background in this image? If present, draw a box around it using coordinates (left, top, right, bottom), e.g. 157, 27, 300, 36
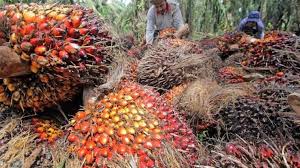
1, 0, 299, 41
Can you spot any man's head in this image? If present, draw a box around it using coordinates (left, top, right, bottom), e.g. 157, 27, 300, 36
248, 11, 261, 19
150, 0, 167, 14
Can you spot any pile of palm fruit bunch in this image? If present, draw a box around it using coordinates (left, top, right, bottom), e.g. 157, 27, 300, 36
0, 3, 114, 112
67, 82, 198, 168
182, 31, 300, 167
217, 31, 300, 74
240, 31, 300, 74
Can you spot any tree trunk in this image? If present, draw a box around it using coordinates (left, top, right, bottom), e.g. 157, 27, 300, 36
185, 0, 193, 36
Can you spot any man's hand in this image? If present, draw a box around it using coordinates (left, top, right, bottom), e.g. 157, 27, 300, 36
174, 24, 190, 38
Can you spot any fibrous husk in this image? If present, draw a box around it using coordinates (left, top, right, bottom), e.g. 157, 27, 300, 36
288, 91, 300, 115
137, 38, 223, 91
203, 137, 300, 168
177, 79, 253, 123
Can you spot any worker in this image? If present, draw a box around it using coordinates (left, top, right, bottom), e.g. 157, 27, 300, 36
238, 11, 265, 39
146, 0, 189, 45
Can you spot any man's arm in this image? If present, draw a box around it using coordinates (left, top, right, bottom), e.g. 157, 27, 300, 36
172, 5, 184, 30
146, 7, 156, 45
238, 18, 247, 31
256, 20, 265, 39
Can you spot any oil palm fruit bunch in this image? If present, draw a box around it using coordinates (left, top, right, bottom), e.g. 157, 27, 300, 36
240, 31, 300, 74
217, 32, 243, 57
158, 28, 176, 39
137, 38, 221, 91
31, 118, 63, 144
0, 3, 113, 111
67, 82, 198, 167
216, 96, 300, 142
137, 41, 185, 90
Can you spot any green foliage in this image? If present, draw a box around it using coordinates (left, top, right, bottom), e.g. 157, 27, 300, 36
1, 0, 299, 40
197, 131, 208, 142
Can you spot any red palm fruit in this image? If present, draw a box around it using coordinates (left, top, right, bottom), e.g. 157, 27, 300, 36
93, 56, 102, 64
77, 148, 87, 159
82, 37, 93, 46
64, 43, 80, 54
68, 28, 80, 38
117, 144, 127, 155
34, 46, 47, 55
10, 25, 18, 33
71, 15, 81, 28
0, 11, 5, 18
79, 28, 88, 35
36, 56, 49, 65
59, 50, 69, 60
55, 41, 64, 50
44, 36, 54, 46
52, 28, 65, 37
11, 12, 22, 24
79, 63, 86, 70
38, 22, 49, 30
64, 20, 72, 29
85, 46, 96, 55
85, 153, 94, 165
65, 38, 78, 43
30, 38, 42, 46
90, 26, 98, 35
78, 49, 87, 58
21, 41, 33, 52
86, 140, 96, 150
50, 50, 58, 56
21, 23, 35, 36
23, 11, 36, 23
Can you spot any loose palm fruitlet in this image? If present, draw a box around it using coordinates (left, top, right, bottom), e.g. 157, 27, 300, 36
68, 82, 198, 167
31, 118, 63, 144
0, 3, 113, 111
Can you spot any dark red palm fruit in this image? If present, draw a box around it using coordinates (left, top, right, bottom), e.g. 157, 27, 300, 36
20, 41, 33, 52
51, 27, 65, 37
38, 22, 49, 31
59, 50, 69, 60
30, 37, 42, 46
